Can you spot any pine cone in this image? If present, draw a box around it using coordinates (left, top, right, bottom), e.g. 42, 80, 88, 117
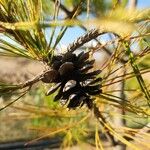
43, 51, 102, 109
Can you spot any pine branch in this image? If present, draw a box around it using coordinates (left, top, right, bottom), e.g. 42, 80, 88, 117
67, 29, 105, 52
93, 104, 117, 146
0, 69, 52, 96
51, 0, 71, 16
51, 0, 82, 19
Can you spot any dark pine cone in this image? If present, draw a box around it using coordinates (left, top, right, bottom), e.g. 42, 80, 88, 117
42, 51, 102, 109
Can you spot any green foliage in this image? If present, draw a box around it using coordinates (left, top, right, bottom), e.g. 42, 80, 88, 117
0, 0, 48, 60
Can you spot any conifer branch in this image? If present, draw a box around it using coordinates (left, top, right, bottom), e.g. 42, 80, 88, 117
67, 29, 105, 52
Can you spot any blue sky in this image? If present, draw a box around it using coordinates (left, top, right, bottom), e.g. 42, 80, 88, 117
137, 0, 150, 8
